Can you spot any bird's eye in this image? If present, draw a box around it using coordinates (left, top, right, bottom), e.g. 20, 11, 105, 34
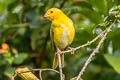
50, 11, 53, 13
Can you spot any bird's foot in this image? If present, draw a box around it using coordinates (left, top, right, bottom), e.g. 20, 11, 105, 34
68, 47, 75, 54
57, 48, 62, 54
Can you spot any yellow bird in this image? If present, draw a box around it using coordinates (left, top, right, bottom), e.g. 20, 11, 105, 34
44, 8, 75, 69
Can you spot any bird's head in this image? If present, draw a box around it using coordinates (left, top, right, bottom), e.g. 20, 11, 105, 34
44, 8, 63, 20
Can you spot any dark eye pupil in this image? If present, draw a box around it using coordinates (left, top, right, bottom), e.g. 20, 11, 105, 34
51, 11, 53, 13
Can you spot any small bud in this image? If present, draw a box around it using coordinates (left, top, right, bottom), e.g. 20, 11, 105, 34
1, 43, 9, 50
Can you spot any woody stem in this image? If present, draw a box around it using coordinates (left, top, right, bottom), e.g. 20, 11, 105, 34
57, 48, 63, 80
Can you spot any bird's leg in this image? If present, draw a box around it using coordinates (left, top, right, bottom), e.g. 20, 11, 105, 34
68, 47, 75, 54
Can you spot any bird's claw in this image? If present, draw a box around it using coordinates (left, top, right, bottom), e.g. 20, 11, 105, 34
57, 48, 62, 54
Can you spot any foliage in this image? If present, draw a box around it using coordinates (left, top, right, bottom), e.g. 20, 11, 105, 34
0, 0, 120, 80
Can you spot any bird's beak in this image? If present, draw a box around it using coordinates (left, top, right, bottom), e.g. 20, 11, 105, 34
44, 13, 48, 18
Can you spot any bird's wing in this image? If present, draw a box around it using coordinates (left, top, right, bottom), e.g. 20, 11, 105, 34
50, 25, 56, 51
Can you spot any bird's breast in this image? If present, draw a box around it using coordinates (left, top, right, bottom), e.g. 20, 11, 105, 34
53, 24, 74, 50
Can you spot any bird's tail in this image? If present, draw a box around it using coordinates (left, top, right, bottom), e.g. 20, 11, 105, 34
52, 53, 64, 69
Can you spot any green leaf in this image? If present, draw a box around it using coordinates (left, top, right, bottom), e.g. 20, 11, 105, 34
4, 67, 15, 79
18, 28, 26, 36
104, 28, 120, 52
5, 56, 14, 64
0, 0, 15, 14
104, 54, 120, 73
13, 53, 28, 64
70, 77, 77, 80
70, 77, 83, 80
3, 52, 14, 64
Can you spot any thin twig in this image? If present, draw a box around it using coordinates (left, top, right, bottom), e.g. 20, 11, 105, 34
32, 68, 59, 73
61, 29, 107, 54
12, 68, 60, 80
61, 20, 117, 54
76, 19, 116, 80
57, 48, 64, 80
39, 70, 42, 80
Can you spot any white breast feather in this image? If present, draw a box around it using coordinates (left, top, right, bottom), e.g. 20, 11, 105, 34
58, 24, 71, 49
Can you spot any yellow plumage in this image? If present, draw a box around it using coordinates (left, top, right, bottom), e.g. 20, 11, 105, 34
44, 8, 75, 69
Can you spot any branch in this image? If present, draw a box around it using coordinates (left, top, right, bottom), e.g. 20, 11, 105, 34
61, 28, 106, 54
39, 70, 42, 80
57, 48, 64, 80
12, 67, 60, 80
61, 19, 117, 54
76, 19, 116, 80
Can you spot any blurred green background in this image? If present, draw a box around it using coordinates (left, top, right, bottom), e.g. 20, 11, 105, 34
0, 0, 120, 80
